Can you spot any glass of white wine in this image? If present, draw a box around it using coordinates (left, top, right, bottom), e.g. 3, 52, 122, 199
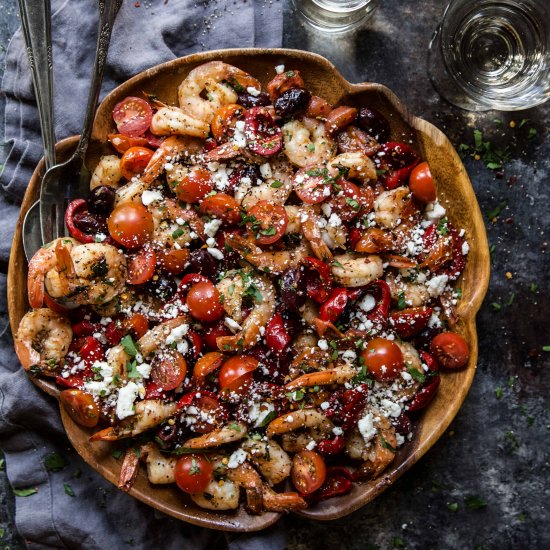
428, 0, 550, 111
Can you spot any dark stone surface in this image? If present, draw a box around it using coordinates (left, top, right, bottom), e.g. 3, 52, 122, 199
1, 0, 549, 548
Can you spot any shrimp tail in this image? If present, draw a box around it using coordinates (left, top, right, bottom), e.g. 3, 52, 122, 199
89, 427, 119, 441
118, 448, 141, 492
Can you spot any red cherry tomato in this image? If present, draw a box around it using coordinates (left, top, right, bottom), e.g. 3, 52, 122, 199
43, 293, 70, 314
317, 435, 346, 456
65, 199, 103, 244
151, 350, 187, 391
265, 312, 291, 354
186, 281, 224, 322
211, 103, 246, 143
59, 389, 99, 427
360, 337, 404, 381
175, 167, 214, 203
246, 201, 288, 245
377, 142, 419, 189
294, 167, 331, 205
108, 133, 150, 154
203, 320, 232, 350
193, 352, 225, 381
127, 246, 156, 284
291, 450, 327, 495
71, 320, 100, 337
308, 466, 353, 501
244, 106, 283, 156
112, 97, 153, 137
107, 203, 154, 249
329, 179, 374, 222
174, 455, 213, 494
319, 288, 349, 323
218, 355, 259, 392
430, 332, 469, 369
121, 313, 150, 340
120, 146, 154, 180
199, 193, 241, 225
177, 390, 221, 433
156, 249, 190, 275
409, 161, 436, 202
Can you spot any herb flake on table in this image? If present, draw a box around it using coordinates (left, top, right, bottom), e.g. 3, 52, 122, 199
464, 495, 487, 510
44, 452, 67, 472
447, 502, 459, 512
64, 483, 75, 497
13, 487, 37, 497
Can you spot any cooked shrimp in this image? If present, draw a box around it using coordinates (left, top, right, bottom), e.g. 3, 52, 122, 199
282, 117, 337, 168
327, 152, 377, 183
90, 400, 178, 441
178, 61, 260, 124
226, 233, 310, 274
285, 364, 357, 391
300, 206, 333, 262
183, 422, 247, 448
90, 155, 122, 190
386, 272, 430, 307
106, 344, 130, 378
217, 270, 245, 322
227, 462, 307, 512
216, 273, 276, 351
149, 198, 205, 247
347, 409, 397, 480
267, 408, 333, 437
143, 443, 178, 484
331, 252, 383, 287
14, 309, 72, 373
118, 448, 141, 492
241, 438, 292, 485
191, 474, 240, 511
374, 186, 411, 229
150, 106, 210, 139
138, 316, 190, 357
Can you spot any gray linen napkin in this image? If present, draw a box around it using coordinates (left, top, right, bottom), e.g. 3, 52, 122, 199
0, 0, 284, 547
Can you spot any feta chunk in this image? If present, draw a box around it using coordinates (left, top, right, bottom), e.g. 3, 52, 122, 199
141, 190, 163, 206
116, 382, 140, 420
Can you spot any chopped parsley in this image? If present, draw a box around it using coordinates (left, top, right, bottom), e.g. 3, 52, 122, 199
270, 180, 284, 188
380, 435, 396, 453
13, 487, 38, 497
407, 366, 426, 383
172, 228, 184, 239
447, 502, 459, 512
44, 452, 67, 472
463, 495, 487, 510
397, 291, 407, 310
121, 335, 138, 357
64, 483, 75, 497
495, 386, 503, 400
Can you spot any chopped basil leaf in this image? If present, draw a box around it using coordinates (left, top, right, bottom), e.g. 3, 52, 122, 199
13, 487, 38, 497
270, 180, 284, 188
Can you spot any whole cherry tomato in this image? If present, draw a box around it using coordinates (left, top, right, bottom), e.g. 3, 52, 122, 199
409, 161, 436, 202
107, 203, 154, 249
151, 350, 187, 391
60, 389, 99, 427
218, 355, 259, 392
199, 193, 241, 225
120, 146, 154, 180
245, 201, 288, 245
174, 455, 213, 494
430, 332, 469, 369
361, 337, 404, 381
175, 167, 214, 203
186, 281, 224, 322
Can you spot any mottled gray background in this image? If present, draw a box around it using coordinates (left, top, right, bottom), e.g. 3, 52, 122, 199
1, 0, 549, 548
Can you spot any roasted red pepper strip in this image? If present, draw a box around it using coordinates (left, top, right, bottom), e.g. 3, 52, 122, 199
441, 225, 466, 281
303, 256, 334, 303
366, 280, 391, 325
187, 330, 203, 359
377, 142, 419, 190
308, 466, 353, 501
341, 384, 369, 430
56, 336, 104, 388
265, 312, 291, 354
420, 350, 439, 372
144, 381, 168, 400
319, 288, 349, 323
409, 350, 440, 411
317, 435, 345, 456
389, 306, 433, 338
65, 199, 96, 244
177, 390, 219, 409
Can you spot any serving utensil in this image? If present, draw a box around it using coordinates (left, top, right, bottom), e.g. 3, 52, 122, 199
18, 0, 56, 261
39, 0, 121, 246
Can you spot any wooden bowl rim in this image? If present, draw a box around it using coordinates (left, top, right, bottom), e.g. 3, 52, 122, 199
8, 47, 490, 531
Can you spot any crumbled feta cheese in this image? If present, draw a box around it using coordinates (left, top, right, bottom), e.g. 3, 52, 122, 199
320, 401, 330, 410
427, 312, 442, 328
426, 274, 449, 298
116, 382, 139, 420
423, 201, 446, 221
141, 190, 163, 206
248, 401, 275, 428
206, 237, 217, 247
401, 371, 413, 382
396, 433, 406, 446
332, 426, 344, 436
235, 120, 245, 132
224, 317, 242, 333
380, 398, 402, 418
227, 448, 248, 469
358, 413, 377, 444
84, 380, 112, 398
247, 86, 261, 97
328, 213, 342, 227
462, 241, 470, 255
275, 64, 285, 74
317, 339, 329, 350
136, 363, 152, 379
342, 350, 357, 364
164, 162, 174, 172
207, 247, 224, 260
358, 294, 376, 312
259, 163, 272, 179
176, 340, 189, 355
321, 202, 332, 218
305, 440, 317, 451
166, 324, 189, 345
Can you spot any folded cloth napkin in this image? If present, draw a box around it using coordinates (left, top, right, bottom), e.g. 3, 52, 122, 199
0, 1, 284, 548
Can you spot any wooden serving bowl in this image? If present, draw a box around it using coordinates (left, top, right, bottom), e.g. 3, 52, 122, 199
8, 48, 490, 531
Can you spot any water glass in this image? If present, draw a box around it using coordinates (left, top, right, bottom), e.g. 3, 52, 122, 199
291, 0, 378, 33
428, 0, 550, 111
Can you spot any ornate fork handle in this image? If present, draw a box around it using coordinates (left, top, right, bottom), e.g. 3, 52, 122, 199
18, 0, 56, 170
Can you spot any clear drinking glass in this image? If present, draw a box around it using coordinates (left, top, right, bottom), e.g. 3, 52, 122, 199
291, 0, 378, 33
428, 0, 550, 111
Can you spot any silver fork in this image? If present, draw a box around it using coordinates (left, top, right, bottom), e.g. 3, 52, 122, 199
19, 0, 57, 261
39, 0, 122, 245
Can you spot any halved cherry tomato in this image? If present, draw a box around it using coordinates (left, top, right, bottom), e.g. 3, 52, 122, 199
156, 249, 189, 275
329, 179, 374, 222
408, 375, 441, 411
127, 246, 156, 285
59, 389, 99, 427
107, 203, 154, 249
193, 352, 225, 381
43, 293, 70, 314
112, 97, 153, 137
177, 390, 221, 433
211, 103, 246, 143
389, 306, 433, 338
120, 146, 154, 180
151, 349, 187, 391
71, 320, 100, 337
294, 167, 331, 205
308, 466, 353, 501
317, 435, 345, 456
244, 106, 282, 156
361, 337, 404, 381
108, 133, 149, 154
175, 167, 214, 203
365, 280, 391, 325
245, 201, 288, 245
409, 161, 436, 202
186, 281, 224, 322
218, 355, 259, 392
121, 313, 149, 339
199, 193, 241, 225
319, 288, 349, 323
430, 332, 469, 369
174, 455, 213, 494
144, 381, 167, 400
203, 320, 232, 350
177, 390, 220, 410
291, 450, 327, 495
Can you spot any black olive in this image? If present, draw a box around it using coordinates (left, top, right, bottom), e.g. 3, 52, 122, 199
88, 185, 116, 215
274, 88, 311, 118
237, 91, 271, 108
156, 423, 178, 445
145, 276, 177, 301
279, 268, 307, 312
73, 211, 107, 234
357, 107, 391, 143
186, 249, 218, 280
